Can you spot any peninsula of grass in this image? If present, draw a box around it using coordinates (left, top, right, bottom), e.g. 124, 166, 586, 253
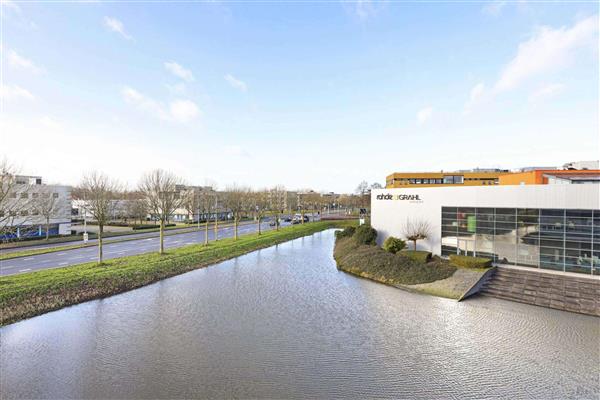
333, 226, 492, 300
0, 220, 355, 326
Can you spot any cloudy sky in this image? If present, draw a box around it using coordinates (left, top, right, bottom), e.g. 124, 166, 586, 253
1, 1, 598, 192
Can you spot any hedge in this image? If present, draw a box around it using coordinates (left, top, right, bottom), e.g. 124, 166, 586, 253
402, 250, 432, 263
449, 254, 492, 268
132, 224, 176, 230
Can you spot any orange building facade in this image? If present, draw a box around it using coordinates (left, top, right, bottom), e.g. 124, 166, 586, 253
498, 170, 600, 185
385, 171, 507, 188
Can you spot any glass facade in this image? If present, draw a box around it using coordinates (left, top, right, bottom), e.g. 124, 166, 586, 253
441, 207, 599, 275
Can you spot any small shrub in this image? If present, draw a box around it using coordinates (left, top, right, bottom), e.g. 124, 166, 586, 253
353, 225, 377, 245
335, 226, 356, 240
382, 236, 406, 254
449, 254, 492, 268
402, 250, 432, 263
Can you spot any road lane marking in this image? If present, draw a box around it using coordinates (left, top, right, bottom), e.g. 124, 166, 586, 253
57, 253, 67, 256
19, 268, 31, 272
23, 257, 34, 261
59, 262, 68, 266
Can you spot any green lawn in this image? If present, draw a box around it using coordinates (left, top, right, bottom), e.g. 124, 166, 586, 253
0, 220, 354, 326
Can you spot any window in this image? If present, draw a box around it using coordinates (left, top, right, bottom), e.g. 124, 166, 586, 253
441, 207, 597, 275
20, 193, 28, 199
443, 175, 464, 184
9, 192, 17, 198
53, 193, 59, 198
32, 193, 39, 198
20, 210, 28, 216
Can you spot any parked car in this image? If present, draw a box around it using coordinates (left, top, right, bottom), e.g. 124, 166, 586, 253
292, 214, 309, 224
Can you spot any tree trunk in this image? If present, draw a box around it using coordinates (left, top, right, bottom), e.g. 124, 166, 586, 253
234, 217, 238, 240
413, 239, 417, 251
98, 225, 103, 264
275, 211, 280, 231
45, 218, 50, 240
214, 214, 219, 241
257, 215, 261, 235
301, 210, 305, 224
204, 218, 209, 245
159, 219, 164, 254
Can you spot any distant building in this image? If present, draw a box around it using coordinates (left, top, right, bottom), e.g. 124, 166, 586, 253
0, 175, 72, 239
563, 160, 599, 170
386, 170, 509, 188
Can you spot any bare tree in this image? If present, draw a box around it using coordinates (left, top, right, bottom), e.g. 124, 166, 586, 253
223, 185, 250, 240
0, 159, 33, 241
31, 186, 61, 241
199, 189, 215, 245
138, 169, 185, 254
252, 188, 270, 235
184, 189, 200, 227
269, 185, 287, 231
403, 218, 432, 251
79, 171, 121, 264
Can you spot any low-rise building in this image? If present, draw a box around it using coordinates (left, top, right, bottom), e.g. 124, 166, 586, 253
386, 169, 509, 188
0, 175, 72, 239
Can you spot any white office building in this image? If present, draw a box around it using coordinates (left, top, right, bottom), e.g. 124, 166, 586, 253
371, 185, 600, 275
1, 175, 72, 239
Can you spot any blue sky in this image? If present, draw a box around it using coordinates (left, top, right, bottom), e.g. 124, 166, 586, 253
1, 0, 598, 192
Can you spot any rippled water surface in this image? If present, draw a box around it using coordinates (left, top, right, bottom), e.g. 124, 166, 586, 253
2, 230, 599, 399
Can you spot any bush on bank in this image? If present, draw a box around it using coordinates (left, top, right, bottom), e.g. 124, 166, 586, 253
0, 220, 355, 326
382, 236, 406, 254
334, 226, 355, 240
449, 254, 492, 269
353, 225, 377, 245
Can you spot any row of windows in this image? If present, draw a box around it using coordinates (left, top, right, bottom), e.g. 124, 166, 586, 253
391, 176, 500, 185
441, 207, 599, 275
8, 192, 60, 199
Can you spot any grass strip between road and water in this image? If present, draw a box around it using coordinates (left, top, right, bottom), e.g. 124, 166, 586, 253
0, 220, 355, 326
0, 220, 260, 261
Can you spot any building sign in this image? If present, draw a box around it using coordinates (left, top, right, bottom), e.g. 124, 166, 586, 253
375, 193, 423, 203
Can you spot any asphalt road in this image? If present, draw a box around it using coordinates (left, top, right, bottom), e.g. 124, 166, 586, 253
0, 220, 293, 276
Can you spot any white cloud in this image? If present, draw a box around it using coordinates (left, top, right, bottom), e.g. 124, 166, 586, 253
169, 100, 200, 123
0, 84, 35, 101
417, 106, 433, 125
164, 61, 194, 82
225, 74, 247, 92
482, 1, 507, 17
7, 50, 43, 74
495, 15, 598, 92
121, 86, 200, 123
103, 16, 133, 41
529, 83, 566, 102
463, 82, 486, 115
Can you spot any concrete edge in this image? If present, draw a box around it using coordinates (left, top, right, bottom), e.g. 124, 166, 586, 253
458, 266, 497, 302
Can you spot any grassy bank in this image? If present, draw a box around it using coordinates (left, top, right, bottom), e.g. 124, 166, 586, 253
0, 220, 354, 326
334, 236, 457, 286
333, 227, 493, 300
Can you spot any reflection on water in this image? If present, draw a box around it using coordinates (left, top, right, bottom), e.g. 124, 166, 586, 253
1, 230, 599, 399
